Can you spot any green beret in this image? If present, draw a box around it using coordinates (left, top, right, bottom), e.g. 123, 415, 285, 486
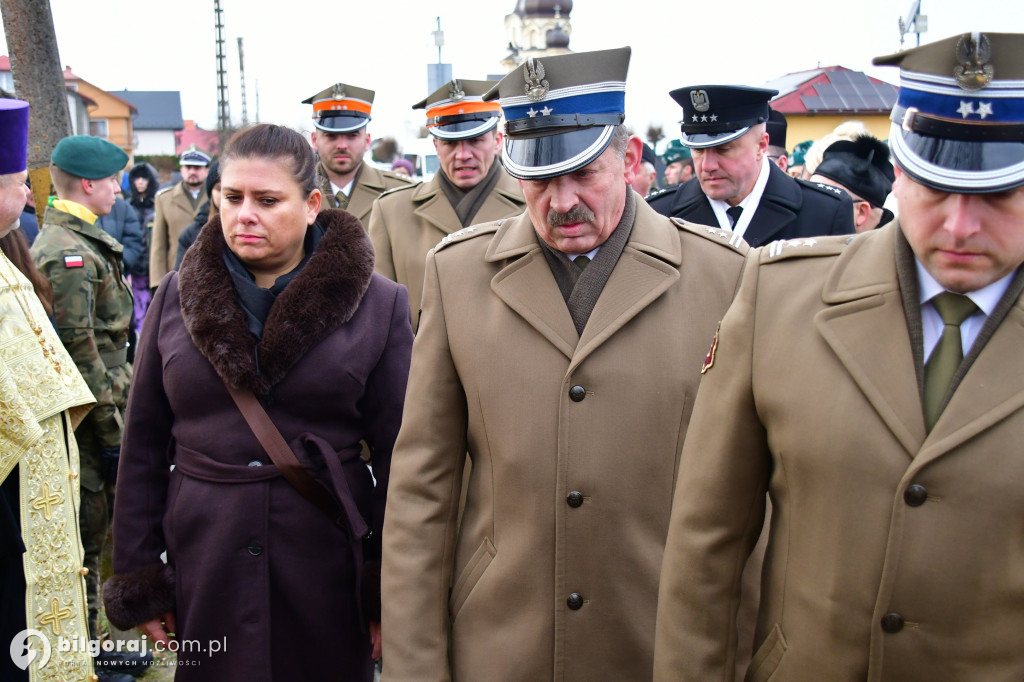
661, 139, 691, 165
51, 135, 129, 179
789, 140, 813, 167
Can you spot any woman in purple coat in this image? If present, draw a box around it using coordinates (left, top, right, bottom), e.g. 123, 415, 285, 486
104, 124, 412, 681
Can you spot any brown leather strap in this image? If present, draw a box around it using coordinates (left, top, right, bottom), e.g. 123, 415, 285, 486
225, 384, 339, 520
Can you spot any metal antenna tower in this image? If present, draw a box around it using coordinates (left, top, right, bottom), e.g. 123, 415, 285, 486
214, 0, 231, 145
237, 37, 248, 127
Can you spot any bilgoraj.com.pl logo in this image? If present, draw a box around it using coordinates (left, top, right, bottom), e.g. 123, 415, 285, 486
9, 628, 150, 670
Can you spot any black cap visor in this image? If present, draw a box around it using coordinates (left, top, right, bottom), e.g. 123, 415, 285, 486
314, 113, 370, 134
890, 123, 1024, 194
503, 126, 614, 180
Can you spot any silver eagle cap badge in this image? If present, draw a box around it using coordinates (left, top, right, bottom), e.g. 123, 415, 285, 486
954, 32, 994, 91
448, 79, 465, 102
690, 89, 710, 113
524, 58, 549, 102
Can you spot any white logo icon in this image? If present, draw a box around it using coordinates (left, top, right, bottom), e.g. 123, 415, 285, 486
10, 629, 51, 670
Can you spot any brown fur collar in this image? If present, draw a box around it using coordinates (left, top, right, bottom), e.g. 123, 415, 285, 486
178, 208, 374, 395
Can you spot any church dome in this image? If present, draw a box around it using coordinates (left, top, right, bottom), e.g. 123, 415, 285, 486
546, 24, 570, 49
516, 0, 573, 18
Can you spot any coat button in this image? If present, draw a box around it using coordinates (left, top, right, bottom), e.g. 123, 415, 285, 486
569, 385, 586, 402
566, 491, 584, 508
567, 593, 584, 610
247, 541, 264, 556
881, 612, 904, 633
247, 460, 263, 467
904, 484, 927, 507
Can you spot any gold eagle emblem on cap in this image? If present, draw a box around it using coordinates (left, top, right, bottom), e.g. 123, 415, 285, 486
954, 32, 994, 91
524, 58, 549, 102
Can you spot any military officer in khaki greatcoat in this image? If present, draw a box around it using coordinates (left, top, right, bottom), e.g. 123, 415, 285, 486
150, 146, 209, 283
655, 32, 1024, 682
368, 78, 525, 327
305, 83, 411, 226
381, 48, 747, 681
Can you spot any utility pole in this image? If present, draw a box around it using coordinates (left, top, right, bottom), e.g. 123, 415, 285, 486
214, 0, 231, 148
237, 37, 248, 127
0, 0, 73, 212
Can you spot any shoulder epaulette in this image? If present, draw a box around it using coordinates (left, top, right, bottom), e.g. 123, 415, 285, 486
796, 178, 848, 202
671, 218, 749, 255
759, 233, 854, 263
433, 221, 501, 253
380, 169, 415, 184
644, 186, 674, 202
155, 185, 174, 196
377, 182, 419, 200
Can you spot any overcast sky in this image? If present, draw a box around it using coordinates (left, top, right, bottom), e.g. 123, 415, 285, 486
3, 0, 1022, 152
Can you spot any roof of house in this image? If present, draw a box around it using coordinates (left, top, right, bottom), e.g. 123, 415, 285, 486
119, 90, 184, 130
767, 66, 898, 115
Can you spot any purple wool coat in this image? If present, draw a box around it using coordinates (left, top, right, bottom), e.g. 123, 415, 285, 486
104, 209, 412, 681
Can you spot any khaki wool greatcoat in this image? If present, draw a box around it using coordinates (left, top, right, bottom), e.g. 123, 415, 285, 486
381, 198, 747, 681
319, 161, 413, 226
367, 168, 524, 327
150, 181, 206, 283
655, 222, 1024, 682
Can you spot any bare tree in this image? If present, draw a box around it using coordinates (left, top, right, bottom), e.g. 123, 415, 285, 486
1, 0, 72, 211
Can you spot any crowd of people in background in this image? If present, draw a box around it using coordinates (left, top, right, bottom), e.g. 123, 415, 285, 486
3, 28, 1024, 682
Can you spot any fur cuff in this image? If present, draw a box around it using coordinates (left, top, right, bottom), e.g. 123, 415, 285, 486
102, 563, 176, 630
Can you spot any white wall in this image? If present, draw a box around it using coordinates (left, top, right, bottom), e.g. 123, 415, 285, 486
134, 129, 177, 156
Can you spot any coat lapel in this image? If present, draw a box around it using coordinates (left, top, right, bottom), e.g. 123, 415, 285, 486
348, 165, 386, 223
412, 177, 461, 235
569, 201, 681, 372
815, 226, 927, 456
474, 171, 526, 223
486, 214, 579, 359
744, 165, 800, 248
916, 299, 1024, 465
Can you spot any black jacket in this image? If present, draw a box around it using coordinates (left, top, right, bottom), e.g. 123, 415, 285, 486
647, 162, 855, 247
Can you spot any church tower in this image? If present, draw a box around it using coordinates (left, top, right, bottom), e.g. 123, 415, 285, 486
500, 0, 573, 72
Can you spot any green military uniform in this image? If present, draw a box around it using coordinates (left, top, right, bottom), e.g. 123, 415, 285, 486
31, 202, 134, 636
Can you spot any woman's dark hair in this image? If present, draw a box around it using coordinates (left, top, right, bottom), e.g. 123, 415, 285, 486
220, 124, 317, 196
1, 229, 54, 316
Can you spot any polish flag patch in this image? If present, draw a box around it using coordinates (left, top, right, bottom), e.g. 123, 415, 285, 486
63, 255, 84, 268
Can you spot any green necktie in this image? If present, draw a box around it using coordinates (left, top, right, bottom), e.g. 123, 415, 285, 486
335, 190, 349, 210
573, 255, 590, 272
923, 292, 978, 430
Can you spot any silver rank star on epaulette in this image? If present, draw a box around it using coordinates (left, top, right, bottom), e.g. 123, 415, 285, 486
705, 226, 745, 249
816, 182, 843, 196
767, 237, 818, 258
437, 226, 477, 247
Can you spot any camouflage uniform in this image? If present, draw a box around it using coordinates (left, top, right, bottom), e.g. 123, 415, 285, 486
31, 204, 134, 637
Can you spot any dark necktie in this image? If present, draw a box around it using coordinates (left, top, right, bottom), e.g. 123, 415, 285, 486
726, 205, 743, 228
923, 292, 978, 429
335, 190, 349, 210
573, 256, 591, 272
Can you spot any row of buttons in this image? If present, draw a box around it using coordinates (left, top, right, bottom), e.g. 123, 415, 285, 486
880, 484, 933, 634
567, 385, 588, 608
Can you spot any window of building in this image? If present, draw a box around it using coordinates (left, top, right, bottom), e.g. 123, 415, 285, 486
90, 119, 109, 138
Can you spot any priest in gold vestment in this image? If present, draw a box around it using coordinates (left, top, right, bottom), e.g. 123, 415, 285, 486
0, 98, 96, 682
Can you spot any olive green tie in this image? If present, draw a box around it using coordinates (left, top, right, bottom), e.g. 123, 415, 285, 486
923, 292, 978, 429
573, 255, 591, 271
335, 190, 349, 210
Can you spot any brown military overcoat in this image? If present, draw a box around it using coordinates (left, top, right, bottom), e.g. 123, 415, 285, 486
655, 222, 1024, 681
381, 198, 747, 681
150, 181, 205, 283
319, 162, 412, 226
367, 168, 524, 327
